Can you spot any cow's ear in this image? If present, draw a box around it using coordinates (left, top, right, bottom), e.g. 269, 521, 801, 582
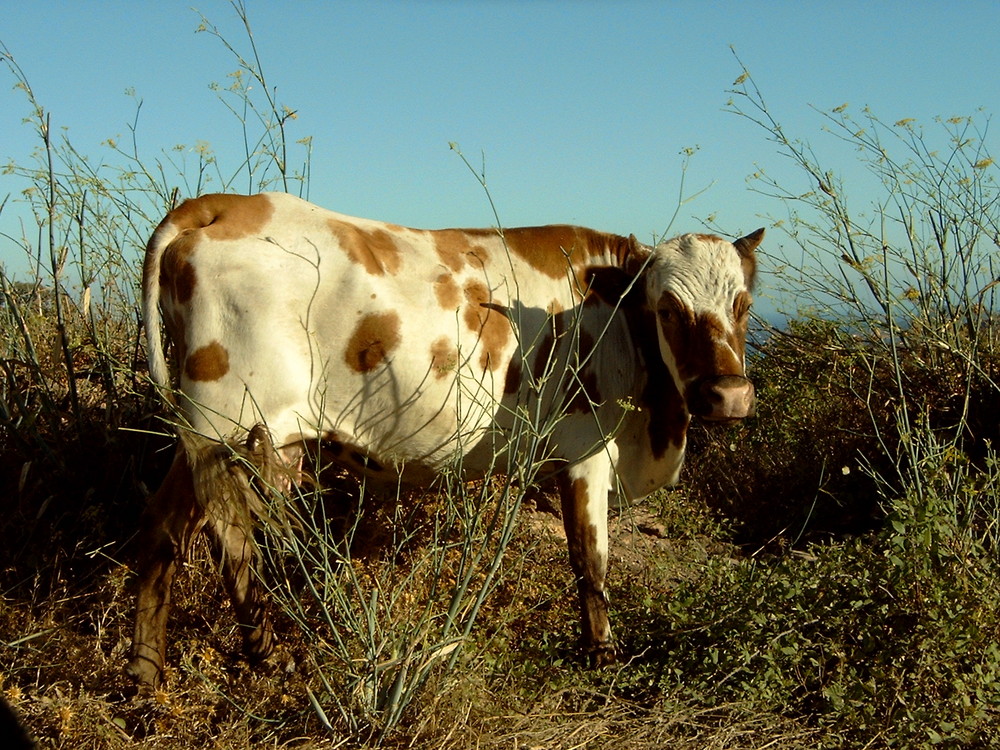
734, 228, 764, 289
734, 227, 764, 256
624, 233, 652, 276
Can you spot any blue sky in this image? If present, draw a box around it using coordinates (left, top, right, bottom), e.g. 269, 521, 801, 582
2, 0, 998, 315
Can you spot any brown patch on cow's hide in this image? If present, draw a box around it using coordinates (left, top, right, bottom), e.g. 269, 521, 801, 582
611, 232, 645, 271
466, 244, 489, 270
645, 373, 688, 458
699, 311, 745, 375
160, 231, 199, 303
462, 279, 511, 371
329, 220, 402, 276
568, 368, 602, 413
628, 305, 689, 458
732, 291, 752, 350
432, 229, 493, 272
558, 472, 607, 645
434, 273, 462, 310
344, 311, 402, 373
433, 229, 472, 272
185, 340, 230, 382
528, 312, 569, 384
462, 279, 489, 332
691, 232, 723, 244
532, 332, 557, 383
583, 266, 640, 307
430, 336, 459, 379
655, 291, 700, 383
565, 329, 601, 412
501, 226, 622, 283
501, 226, 581, 280
559, 475, 590, 519
151, 194, 276, 306
660, 301, 743, 385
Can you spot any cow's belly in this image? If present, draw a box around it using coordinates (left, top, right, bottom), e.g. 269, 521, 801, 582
179, 329, 513, 476
316, 361, 509, 473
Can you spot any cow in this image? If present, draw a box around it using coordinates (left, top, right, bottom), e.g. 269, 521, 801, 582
126, 191, 761, 689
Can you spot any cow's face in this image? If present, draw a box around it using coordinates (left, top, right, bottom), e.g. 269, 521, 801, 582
643, 229, 763, 422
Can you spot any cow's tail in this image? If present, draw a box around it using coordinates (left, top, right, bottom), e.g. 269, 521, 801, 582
141, 213, 178, 395
180, 424, 297, 534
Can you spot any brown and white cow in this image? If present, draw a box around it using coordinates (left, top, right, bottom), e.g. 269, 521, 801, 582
126, 191, 761, 688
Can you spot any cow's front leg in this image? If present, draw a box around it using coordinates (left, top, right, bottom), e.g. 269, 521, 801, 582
558, 449, 615, 666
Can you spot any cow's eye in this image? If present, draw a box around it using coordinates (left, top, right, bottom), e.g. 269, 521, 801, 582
656, 292, 682, 325
734, 294, 752, 319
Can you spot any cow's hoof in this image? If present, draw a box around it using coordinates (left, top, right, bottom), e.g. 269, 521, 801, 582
123, 657, 161, 694
252, 643, 297, 676
588, 643, 617, 668
242, 626, 276, 666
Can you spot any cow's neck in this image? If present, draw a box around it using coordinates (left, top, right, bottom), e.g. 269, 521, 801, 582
612, 303, 691, 499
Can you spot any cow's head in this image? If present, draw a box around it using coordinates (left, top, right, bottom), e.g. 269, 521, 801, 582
637, 229, 763, 423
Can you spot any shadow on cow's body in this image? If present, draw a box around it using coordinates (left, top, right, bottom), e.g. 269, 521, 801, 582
126, 192, 762, 689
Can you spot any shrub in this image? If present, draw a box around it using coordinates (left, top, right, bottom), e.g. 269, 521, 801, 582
643, 61, 1000, 747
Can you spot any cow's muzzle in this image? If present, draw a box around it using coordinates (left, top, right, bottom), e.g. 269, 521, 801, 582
689, 375, 756, 422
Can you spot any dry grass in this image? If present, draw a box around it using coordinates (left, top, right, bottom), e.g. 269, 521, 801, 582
1, 486, 813, 749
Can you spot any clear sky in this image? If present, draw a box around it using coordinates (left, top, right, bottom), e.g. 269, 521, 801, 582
2, 0, 998, 315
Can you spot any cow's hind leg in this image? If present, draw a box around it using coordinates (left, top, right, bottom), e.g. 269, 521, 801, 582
126, 430, 280, 688
203, 500, 275, 664
192, 427, 277, 665
558, 449, 616, 666
126, 445, 205, 689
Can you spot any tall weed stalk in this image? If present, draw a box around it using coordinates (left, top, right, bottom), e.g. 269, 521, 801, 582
728, 55, 999, 495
